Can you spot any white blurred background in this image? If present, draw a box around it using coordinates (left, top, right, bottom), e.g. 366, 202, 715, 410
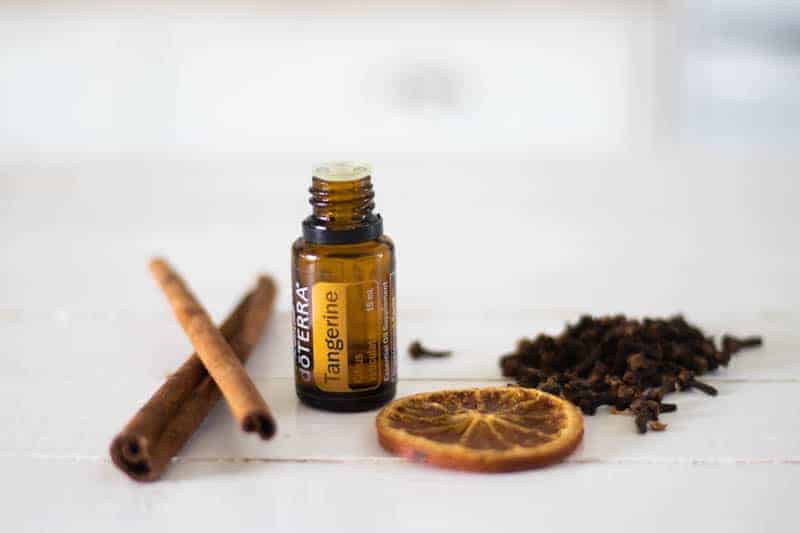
3, 0, 799, 155
2, 0, 799, 317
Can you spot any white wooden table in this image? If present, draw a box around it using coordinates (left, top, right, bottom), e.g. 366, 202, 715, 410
1, 155, 798, 532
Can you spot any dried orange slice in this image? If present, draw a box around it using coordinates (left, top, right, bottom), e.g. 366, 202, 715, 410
376, 386, 583, 472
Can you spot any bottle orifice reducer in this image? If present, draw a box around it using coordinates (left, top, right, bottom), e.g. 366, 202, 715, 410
292, 162, 397, 411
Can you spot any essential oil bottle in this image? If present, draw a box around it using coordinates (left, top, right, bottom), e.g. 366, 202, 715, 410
292, 162, 397, 412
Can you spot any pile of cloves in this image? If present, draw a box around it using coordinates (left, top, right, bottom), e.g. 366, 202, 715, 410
500, 315, 762, 434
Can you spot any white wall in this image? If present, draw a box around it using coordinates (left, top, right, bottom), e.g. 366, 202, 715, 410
0, 2, 658, 159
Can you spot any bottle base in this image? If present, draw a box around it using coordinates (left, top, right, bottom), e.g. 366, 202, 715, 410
296, 384, 397, 412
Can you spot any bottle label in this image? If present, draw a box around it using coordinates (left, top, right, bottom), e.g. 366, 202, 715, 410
294, 276, 395, 393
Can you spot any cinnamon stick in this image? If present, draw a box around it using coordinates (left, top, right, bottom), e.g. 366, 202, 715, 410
148, 258, 277, 439
110, 275, 276, 481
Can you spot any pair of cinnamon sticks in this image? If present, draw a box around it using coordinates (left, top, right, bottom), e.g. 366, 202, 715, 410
110, 259, 277, 482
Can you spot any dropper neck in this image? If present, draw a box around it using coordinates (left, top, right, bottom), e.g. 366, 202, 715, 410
302, 162, 383, 244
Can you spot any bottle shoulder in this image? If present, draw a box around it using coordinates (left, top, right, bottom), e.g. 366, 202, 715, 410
292, 235, 394, 258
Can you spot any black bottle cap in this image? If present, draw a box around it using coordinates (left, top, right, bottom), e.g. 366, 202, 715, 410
302, 214, 383, 244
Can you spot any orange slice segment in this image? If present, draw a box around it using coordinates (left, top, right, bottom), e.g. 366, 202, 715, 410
376, 386, 583, 472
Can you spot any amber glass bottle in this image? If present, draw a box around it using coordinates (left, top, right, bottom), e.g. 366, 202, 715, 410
292, 162, 397, 411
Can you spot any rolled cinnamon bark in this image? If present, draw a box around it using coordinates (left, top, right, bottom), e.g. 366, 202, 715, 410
148, 259, 277, 439
110, 275, 276, 482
